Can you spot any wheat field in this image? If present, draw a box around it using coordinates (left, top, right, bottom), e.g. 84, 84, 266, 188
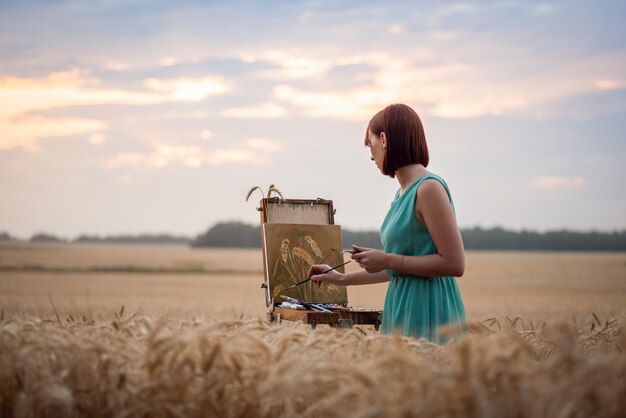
1, 243, 625, 417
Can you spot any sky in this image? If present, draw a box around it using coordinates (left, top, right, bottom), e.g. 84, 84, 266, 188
0, 0, 625, 239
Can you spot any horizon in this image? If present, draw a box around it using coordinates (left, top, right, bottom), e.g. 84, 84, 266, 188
3, 220, 626, 242
1, 1, 625, 237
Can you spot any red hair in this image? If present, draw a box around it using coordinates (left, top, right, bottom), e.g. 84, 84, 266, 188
365, 104, 429, 177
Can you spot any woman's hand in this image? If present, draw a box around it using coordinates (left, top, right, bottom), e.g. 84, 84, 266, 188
308, 264, 345, 286
351, 245, 389, 273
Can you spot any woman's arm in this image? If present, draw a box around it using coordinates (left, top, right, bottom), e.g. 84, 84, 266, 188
307, 264, 390, 286
415, 179, 465, 276
352, 179, 465, 278
343, 269, 391, 285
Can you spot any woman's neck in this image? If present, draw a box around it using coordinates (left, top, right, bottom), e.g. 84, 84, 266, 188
395, 164, 429, 192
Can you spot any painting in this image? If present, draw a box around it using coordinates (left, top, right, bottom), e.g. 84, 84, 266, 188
262, 223, 348, 305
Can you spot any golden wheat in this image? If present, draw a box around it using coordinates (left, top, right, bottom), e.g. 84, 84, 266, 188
2, 244, 626, 416
245, 186, 263, 202
305, 236, 322, 258
280, 239, 289, 263
291, 247, 316, 266
0, 312, 624, 417
267, 184, 284, 200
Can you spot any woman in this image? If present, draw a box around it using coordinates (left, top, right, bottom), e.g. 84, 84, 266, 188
308, 103, 466, 343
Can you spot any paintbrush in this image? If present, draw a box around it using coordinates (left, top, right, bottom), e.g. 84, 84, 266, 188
280, 295, 332, 312
283, 260, 351, 290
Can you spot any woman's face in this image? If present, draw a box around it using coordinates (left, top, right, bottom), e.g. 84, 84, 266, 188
365, 130, 386, 173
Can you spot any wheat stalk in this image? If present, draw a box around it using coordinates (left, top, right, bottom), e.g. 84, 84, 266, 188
267, 184, 284, 200
292, 247, 315, 266
245, 186, 264, 201
304, 236, 322, 258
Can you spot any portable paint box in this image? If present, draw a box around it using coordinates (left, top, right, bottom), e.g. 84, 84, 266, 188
257, 197, 382, 330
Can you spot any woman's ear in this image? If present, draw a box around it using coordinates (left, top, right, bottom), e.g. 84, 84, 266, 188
380, 132, 387, 150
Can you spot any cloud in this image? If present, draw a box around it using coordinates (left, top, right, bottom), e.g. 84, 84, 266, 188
165, 109, 211, 119
200, 129, 213, 139
0, 69, 160, 119
425, 30, 463, 41
89, 133, 106, 145
264, 47, 626, 120
0, 116, 106, 152
222, 102, 287, 119
270, 57, 527, 120
104, 147, 209, 169
273, 84, 383, 120
159, 57, 179, 67
388, 24, 405, 35
594, 79, 626, 91
531, 176, 587, 189
0, 69, 231, 151
208, 149, 258, 165
433, 3, 477, 18
1, 7, 623, 158
104, 62, 129, 71
532, 3, 559, 15
298, 11, 314, 23
104, 139, 283, 169
246, 138, 282, 152
240, 49, 363, 81
239, 49, 530, 119
143, 75, 230, 101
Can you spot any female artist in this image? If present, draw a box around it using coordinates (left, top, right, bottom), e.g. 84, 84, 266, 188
308, 103, 466, 343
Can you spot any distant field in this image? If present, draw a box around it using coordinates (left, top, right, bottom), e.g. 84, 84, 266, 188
1, 243, 625, 417
0, 242, 624, 322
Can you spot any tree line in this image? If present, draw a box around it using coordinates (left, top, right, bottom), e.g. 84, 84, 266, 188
0, 232, 191, 245
2, 222, 625, 251
191, 222, 626, 251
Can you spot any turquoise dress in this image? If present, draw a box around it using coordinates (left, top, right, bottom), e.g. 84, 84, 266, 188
380, 173, 466, 343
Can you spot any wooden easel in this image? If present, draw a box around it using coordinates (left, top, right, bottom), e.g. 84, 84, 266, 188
259, 197, 382, 329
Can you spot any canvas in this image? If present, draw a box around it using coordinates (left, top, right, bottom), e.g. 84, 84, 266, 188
262, 223, 348, 305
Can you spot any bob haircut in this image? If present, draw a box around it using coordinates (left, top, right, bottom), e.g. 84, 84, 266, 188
365, 103, 429, 178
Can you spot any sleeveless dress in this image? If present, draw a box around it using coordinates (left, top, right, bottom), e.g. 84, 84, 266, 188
380, 173, 466, 343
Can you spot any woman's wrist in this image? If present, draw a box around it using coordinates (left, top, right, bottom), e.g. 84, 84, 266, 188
388, 253, 404, 271
340, 272, 352, 286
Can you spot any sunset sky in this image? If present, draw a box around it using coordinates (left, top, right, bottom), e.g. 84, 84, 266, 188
1, 0, 625, 239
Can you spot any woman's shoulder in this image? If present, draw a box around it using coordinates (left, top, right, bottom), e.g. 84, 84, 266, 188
417, 172, 448, 189
417, 175, 447, 193
416, 173, 453, 203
